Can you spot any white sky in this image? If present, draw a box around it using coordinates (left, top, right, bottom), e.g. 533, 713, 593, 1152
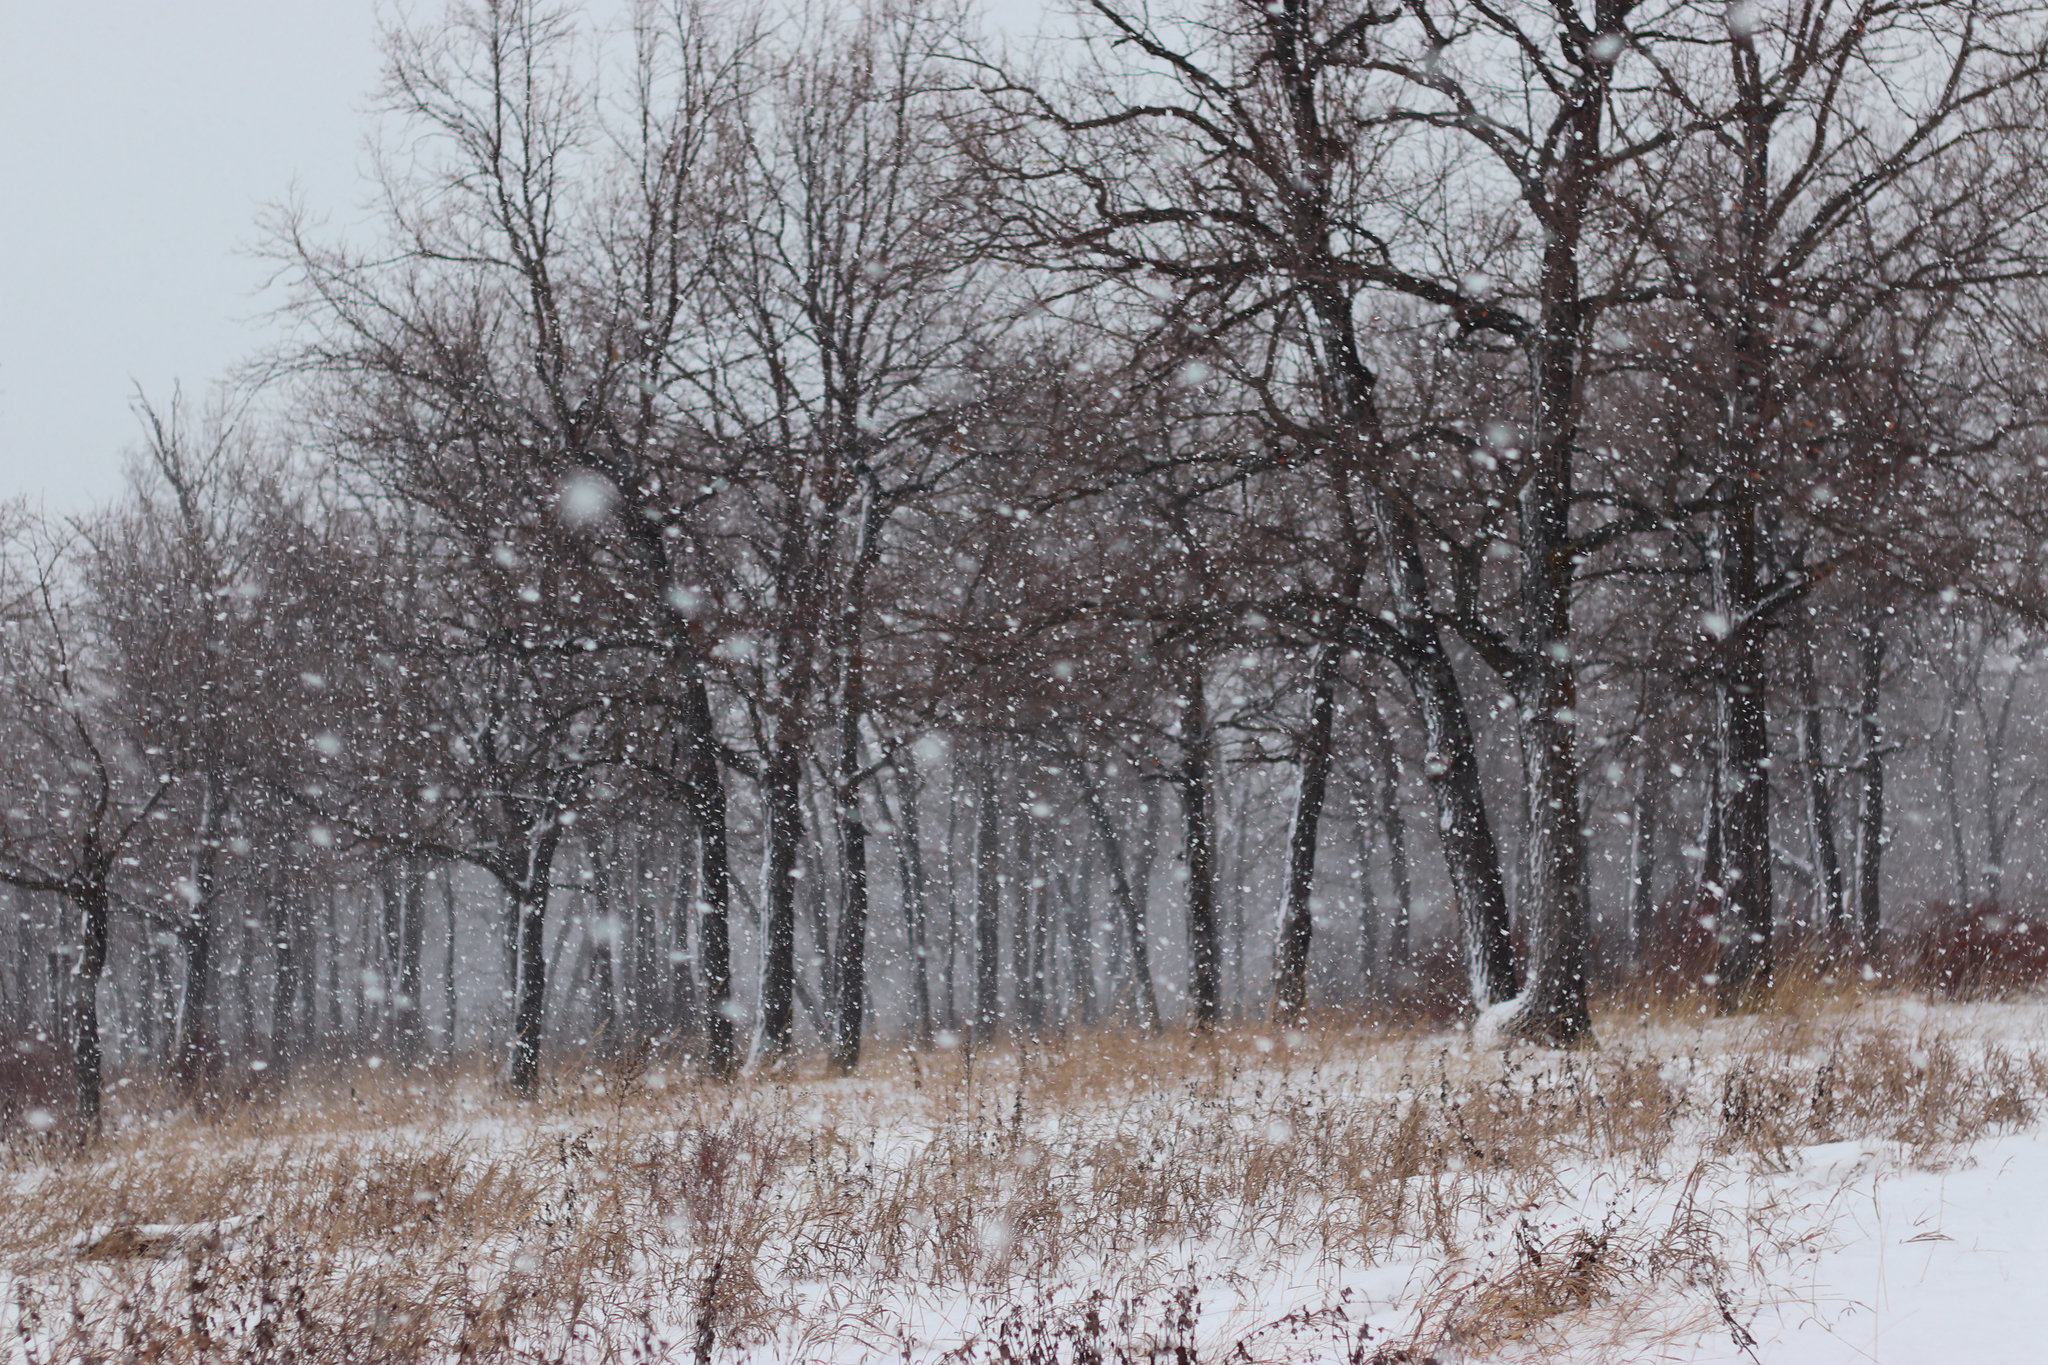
0, 1, 1052, 514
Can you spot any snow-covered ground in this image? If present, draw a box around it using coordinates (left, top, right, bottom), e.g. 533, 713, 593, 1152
1676, 1129, 2048, 1365
5, 996, 2046, 1362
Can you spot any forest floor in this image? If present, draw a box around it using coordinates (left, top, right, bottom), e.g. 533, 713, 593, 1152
5, 987, 2048, 1362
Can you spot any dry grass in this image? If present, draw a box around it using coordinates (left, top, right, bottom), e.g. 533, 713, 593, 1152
3, 991, 2045, 1363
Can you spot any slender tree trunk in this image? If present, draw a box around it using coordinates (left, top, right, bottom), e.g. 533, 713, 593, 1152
71, 882, 109, 1141
235, 918, 257, 1063
1855, 605, 1887, 956
1068, 753, 1160, 1031
973, 742, 1002, 1047
397, 859, 427, 1064
590, 842, 619, 1058
272, 883, 302, 1078
631, 834, 657, 1038
1936, 672, 1971, 913
1354, 802, 1379, 994
1177, 663, 1222, 1027
828, 719, 872, 1075
378, 860, 402, 1048
325, 886, 341, 1049
941, 763, 961, 1035
172, 772, 224, 1089
1711, 620, 1774, 1014
1360, 697, 1413, 969
1027, 845, 1052, 1035
1070, 843, 1097, 1026
828, 490, 886, 1073
506, 823, 562, 1096
1627, 746, 1667, 962
755, 739, 803, 1066
1273, 644, 1338, 1020
680, 666, 736, 1078
1795, 637, 1846, 935
442, 871, 459, 1058
1011, 812, 1034, 1037
670, 825, 699, 1039
1981, 671, 2017, 905
892, 759, 932, 1048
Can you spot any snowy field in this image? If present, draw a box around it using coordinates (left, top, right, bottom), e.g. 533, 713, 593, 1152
6, 994, 2047, 1363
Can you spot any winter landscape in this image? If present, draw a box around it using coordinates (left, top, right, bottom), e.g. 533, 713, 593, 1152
6, 0, 2048, 1359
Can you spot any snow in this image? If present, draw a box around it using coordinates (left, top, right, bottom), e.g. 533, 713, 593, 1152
1681, 1131, 2048, 1365
9, 998, 2048, 1361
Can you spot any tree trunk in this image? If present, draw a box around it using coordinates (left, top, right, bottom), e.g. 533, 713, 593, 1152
1273, 644, 1338, 1021
669, 824, 698, 1039
172, 772, 224, 1090
755, 739, 803, 1066
1981, 669, 2018, 905
1068, 753, 1160, 1031
1795, 637, 1846, 935
71, 882, 109, 1141
1354, 802, 1378, 994
973, 742, 1002, 1047
442, 871, 459, 1056
272, 882, 302, 1078
1011, 812, 1034, 1037
1626, 747, 1667, 962
1027, 844, 1052, 1035
1069, 843, 1097, 1026
1713, 509, 1776, 1016
590, 841, 619, 1058
506, 822, 562, 1096
828, 717, 872, 1076
1935, 653, 1972, 912
1360, 697, 1413, 969
1854, 605, 1887, 956
397, 859, 427, 1064
892, 759, 933, 1048
1177, 663, 1222, 1027
1490, 191, 1598, 1045
680, 666, 737, 1078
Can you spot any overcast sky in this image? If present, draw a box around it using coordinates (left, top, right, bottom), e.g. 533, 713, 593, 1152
0, 1, 1050, 514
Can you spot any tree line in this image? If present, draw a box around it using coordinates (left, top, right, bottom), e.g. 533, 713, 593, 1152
7, 0, 2048, 1136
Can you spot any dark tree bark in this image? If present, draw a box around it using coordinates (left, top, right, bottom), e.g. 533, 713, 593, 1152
1795, 636, 1846, 935
1178, 663, 1222, 1027
1273, 644, 1340, 1021
1360, 696, 1413, 970
398, 858, 427, 1064
442, 871, 459, 1057
271, 881, 303, 1078
172, 771, 224, 1090
1934, 642, 1973, 912
70, 884, 109, 1139
1067, 751, 1160, 1032
506, 818, 564, 1096
680, 668, 736, 1077
1854, 605, 1887, 956
1978, 666, 2019, 905
1711, 512, 1776, 1013
1068, 843, 1097, 1026
1626, 746, 1668, 961
973, 742, 1002, 1047
891, 758, 933, 1048
755, 742, 804, 1065
828, 491, 887, 1074
1012, 814, 1037, 1036
590, 840, 619, 1058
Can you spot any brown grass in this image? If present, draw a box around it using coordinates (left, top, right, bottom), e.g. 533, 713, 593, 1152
3, 989, 2044, 1363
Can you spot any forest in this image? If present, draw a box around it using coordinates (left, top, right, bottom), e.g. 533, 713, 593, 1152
7, 0, 2048, 1147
